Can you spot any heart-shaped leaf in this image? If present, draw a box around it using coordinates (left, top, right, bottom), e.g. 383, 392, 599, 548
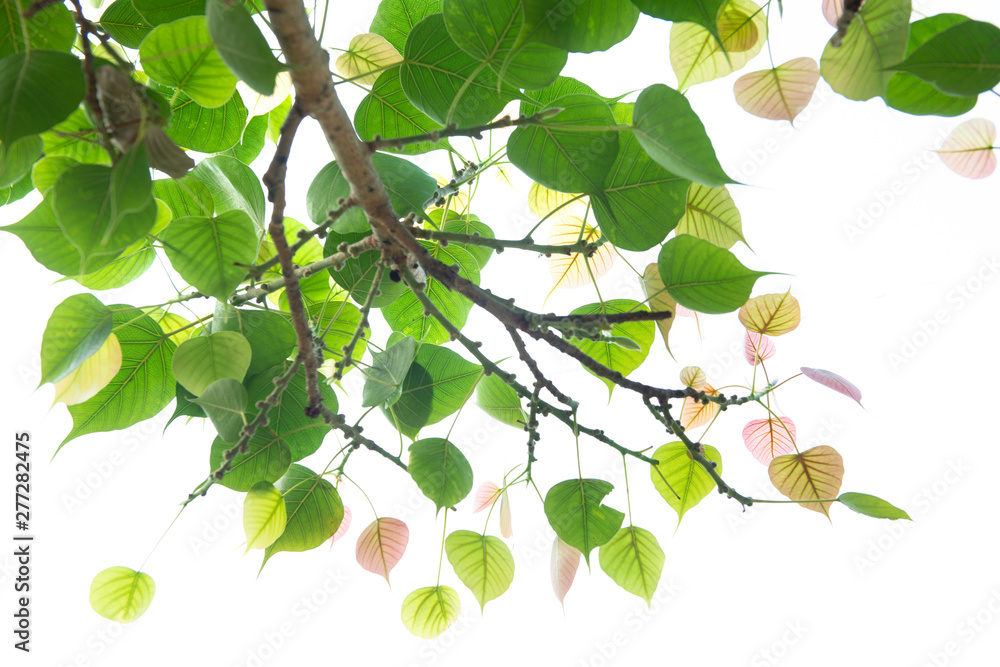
936, 119, 996, 180
408, 438, 474, 512
738, 291, 801, 336
769, 446, 844, 519
657, 234, 770, 314
53, 333, 122, 406
598, 525, 664, 605
650, 442, 722, 526
401, 586, 461, 638
89, 567, 155, 623
356, 517, 409, 583
742, 417, 796, 464
446, 530, 515, 610
734, 57, 820, 122
544, 478, 625, 564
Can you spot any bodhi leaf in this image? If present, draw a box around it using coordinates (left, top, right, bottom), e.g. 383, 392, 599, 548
1, 0, 76, 57
329, 506, 352, 545
140, 16, 237, 108
172, 331, 251, 396
734, 57, 820, 122
243, 481, 287, 551
800, 367, 863, 406
640, 264, 678, 358
679, 366, 707, 389
370, 0, 442, 53
445, 530, 515, 610
888, 20, 1000, 98
363, 336, 417, 407
742, 417, 796, 464
475, 372, 528, 428
206, 0, 284, 95
528, 182, 587, 219
132, 0, 207, 26
936, 119, 997, 180
675, 184, 746, 249
650, 442, 722, 525
679, 384, 719, 429
743, 330, 776, 365
544, 478, 625, 564
0, 135, 43, 188
820, 0, 910, 101
335, 33, 402, 85
473, 482, 501, 513
401, 586, 461, 638
408, 438, 474, 512
838, 492, 912, 521
657, 234, 770, 314
546, 216, 614, 299
669, 0, 768, 91
738, 291, 801, 336
187, 156, 266, 230
768, 446, 844, 519
162, 87, 248, 154
599, 526, 664, 605
355, 68, 451, 155
520, 0, 640, 54
0, 50, 85, 146
160, 211, 258, 301
99, 0, 154, 49
211, 307, 297, 378
191, 378, 247, 442
356, 517, 409, 583
566, 300, 654, 398
40, 294, 114, 385
53, 333, 122, 407
209, 434, 290, 492
262, 464, 345, 568
632, 0, 727, 45
551, 538, 581, 605
89, 567, 155, 624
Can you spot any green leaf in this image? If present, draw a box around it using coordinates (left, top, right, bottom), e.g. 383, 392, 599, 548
445, 530, 515, 610
161, 86, 249, 153
632, 0, 726, 46
266, 94, 290, 142
567, 300, 654, 397
633, 83, 732, 187
161, 210, 257, 300
335, 32, 402, 85
0, 50, 85, 146
2, 195, 82, 275
31, 155, 78, 195
40, 294, 113, 385
650, 441, 721, 525
0, 135, 43, 188
152, 177, 214, 218
442, 0, 566, 89
819, 0, 910, 101
99, 0, 154, 50
886, 14, 977, 116
598, 526, 665, 605
383, 343, 483, 439
0, 170, 32, 206
220, 112, 266, 164
838, 492, 912, 520
399, 13, 513, 127
475, 372, 528, 428
401, 586, 461, 638
889, 19, 1000, 98
89, 567, 155, 624
262, 464, 345, 568
521, 0, 640, 53
544, 478, 625, 564
140, 16, 237, 108
371, 0, 441, 52
245, 363, 336, 461
172, 331, 251, 396
75, 240, 158, 290
354, 68, 451, 155
212, 307, 296, 378
244, 481, 287, 551
520, 75, 607, 112
431, 209, 495, 270
509, 93, 618, 195
657, 234, 770, 314
206, 0, 284, 95
191, 378, 247, 442
1, 0, 76, 58
675, 183, 746, 249
132, 0, 206, 26
209, 434, 290, 491
363, 336, 417, 407
593, 102, 689, 251
40, 108, 109, 165
60, 307, 176, 449
408, 438, 474, 512
323, 228, 406, 307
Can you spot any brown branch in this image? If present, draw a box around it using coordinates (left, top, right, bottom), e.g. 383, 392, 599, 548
67, 0, 117, 161
410, 227, 608, 257
317, 405, 407, 471
506, 326, 578, 409
249, 197, 357, 279
366, 111, 560, 152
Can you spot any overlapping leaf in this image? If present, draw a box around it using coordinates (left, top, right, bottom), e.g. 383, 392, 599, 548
650, 442, 722, 525
739, 291, 800, 335
669, 0, 768, 90
599, 526, 664, 605
820, 0, 910, 101
546, 216, 614, 298
543, 478, 625, 564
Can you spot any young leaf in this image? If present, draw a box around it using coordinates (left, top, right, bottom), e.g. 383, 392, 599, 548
742, 417, 796, 464
551, 538, 581, 605
40, 294, 114, 385
657, 235, 770, 314
89, 567, 155, 624
598, 526, 664, 605
335, 33, 402, 86
209, 435, 291, 492
401, 586, 461, 638
738, 291, 801, 336
669, 0, 768, 90
363, 336, 417, 407
172, 331, 252, 396
838, 493, 912, 521
329, 506, 352, 546
632, 0, 727, 46
243, 481, 287, 551
734, 58, 820, 123
650, 442, 722, 526
262, 465, 345, 568
527, 182, 587, 219
473, 482, 501, 513
800, 367, 863, 406
53, 334, 122, 407
408, 438, 474, 512
499, 489, 512, 539
544, 478, 625, 564
546, 216, 614, 298
936, 119, 997, 180
475, 373, 529, 428
140, 16, 236, 108
768, 446, 844, 519
679, 366, 707, 390
743, 330, 776, 365
675, 183, 746, 249
191, 378, 248, 442
446, 530, 516, 610
679, 385, 719, 430
819, 0, 910, 101
356, 517, 409, 583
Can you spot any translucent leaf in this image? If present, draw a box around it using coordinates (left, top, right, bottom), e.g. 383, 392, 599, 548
446, 530, 515, 610
191, 378, 247, 442
679, 366, 707, 390
641, 263, 678, 358
669, 0, 768, 91
473, 482, 502, 513
567, 300, 654, 397
172, 331, 251, 396
40, 294, 113, 385
598, 526, 664, 605
889, 20, 1000, 98
355, 69, 450, 155
475, 373, 529, 428
551, 538, 581, 605
675, 184, 745, 249
742, 417, 796, 464
800, 366, 863, 406
160, 211, 259, 300
768, 446, 844, 519
544, 478, 625, 564
743, 330, 776, 365
821, 0, 841, 26
186, 156, 266, 231
238, 72, 293, 118
408, 438, 474, 512
680, 384, 720, 429
139, 16, 236, 108
657, 234, 770, 314
363, 336, 417, 408
499, 489, 512, 539
329, 506, 352, 546
738, 291, 801, 336
521, 0, 640, 53
262, 465, 344, 568
370, 0, 442, 53
401, 586, 461, 638
99, 0, 153, 49
546, 216, 614, 298
1, 0, 76, 57
336, 33, 403, 85
206, 0, 285, 95
936, 119, 997, 180
819, 0, 910, 101
838, 492, 912, 520
734, 57, 820, 122
243, 481, 287, 551
527, 182, 588, 219
53, 333, 122, 406
632, 0, 727, 46
356, 517, 409, 583
651, 442, 721, 525
90, 567, 155, 623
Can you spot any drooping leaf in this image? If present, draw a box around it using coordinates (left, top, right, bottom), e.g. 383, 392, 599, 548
546, 216, 614, 298
632, 0, 727, 46
650, 442, 722, 525
52, 333, 122, 406
401, 586, 461, 638
936, 119, 997, 180
261, 464, 345, 568
742, 417, 796, 464
40, 294, 114, 385
640, 263, 678, 357
408, 437, 474, 511
335, 33, 402, 85
191, 378, 247, 442
475, 372, 529, 428
669, 0, 768, 90
363, 336, 417, 407
768, 446, 844, 519
521, 0, 640, 53
675, 184, 745, 249
800, 366, 863, 406
679, 384, 719, 430
734, 57, 820, 122
0, 50, 85, 146
551, 538, 581, 605
889, 20, 1000, 98
820, 0, 910, 101
89, 567, 155, 624
356, 517, 409, 583
657, 234, 769, 314
473, 482, 502, 513
140, 16, 237, 108
528, 182, 587, 219
499, 489, 512, 538
598, 525, 664, 605
172, 331, 251, 396
243, 481, 287, 551
446, 530, 516, 610
543, 478, 625, 564
239, 72, 293, 118
743, 330, 776, 365
329, 506, 352, 545
838, 492, 912, 520
738, 291, 801, 336
206, 0, 284, 95
566, 300, 654, 397
160, 211, 258, 301
243, 363, 337, 461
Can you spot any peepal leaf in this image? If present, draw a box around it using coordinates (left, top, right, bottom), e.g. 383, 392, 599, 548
640, 263, 678, 357
140, 16, 236, 108
40, 294, 113, 385
356, 517, 409, 583
742, 417, 796, 464
800, 367, 863, 406
889, 20, 1000, 98
738, 291, 801, 336
0, 50, 85, 146
161, 211, 258, 301
551, 538, 581, 605
53, 334, 122, 407
191, 378, 247, 442
401, 586, 461, 638
675, 184, 746, 249
363, 336, 416, 407
820, 0, 910, 101
244, 481, 287, 551
679, 384, 719, 430
329, 506, 352, 545
262, 465, 345, 568
734, 57, 820, 122
473, 482, 501, 513
544, 478, 625, 564
546, 216, 614, 298
89, 567, 155, 624
172, 331, 251, 396
206, 0, 285, 95
335, 33, 402, 86
475, 373, 529, 428
599, 526, 664, 605
650, 442, 722, 525
838, 492, 912, 520
446, 530, 515, 610
408, 438, 474, 512
743, 330, 776, 365
768, 446, 844, 519
669, 0, 768, 90
657, 234, 770, 314
936, 119, 997, 180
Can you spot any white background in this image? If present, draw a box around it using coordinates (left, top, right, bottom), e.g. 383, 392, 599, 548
3, 1, 1000, 666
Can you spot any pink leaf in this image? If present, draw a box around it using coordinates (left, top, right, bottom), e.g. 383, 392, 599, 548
499, 489, 513, 538
680, 384, 720, 429
743, 331, 776, 366
328, 506, 352, 548
936, 119, 997, 180
675, 304, 697, 318
551, 538, 581, 605
472, 482, 501, 513
821, 0, 842, 26
356, 517, 409, 583
743, 417, 797, 464
800, 367, 863, 406
734, 58, 819, 123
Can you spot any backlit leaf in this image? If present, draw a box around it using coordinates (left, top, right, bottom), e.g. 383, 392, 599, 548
650, 442, 722, 525
89, 567, 155, 624
800, 366, 863, 406
657, 234, 770, 313
820, 0, 910, 101
838, 492, 912, 520
401, 586, 460, 638
53, 333, 122, 406
521, 0, 640, 53
446, 530, 515, 610
335, 33, 402, 85
936, 119, 997, 180
408, 438, 474, 512
889, 20, 1000, 98
599, 526, 664, 605
476, 372, 528, 428
742, 417, 796, 464
244, 481, 287, 551
0, 50, 85, 146
140, 16, 236, 108
734, 57, 820, 122
40, 294, 113, 385
546, 216, 614, 298
680, 384, 719, 429
160, 211, 258, 301
743, 330, 776, 365
669, 0, 768, 91
551, 538, 581, 605
172, 331, 251, 396
640, 263, 678, 357
206, 0, 284, 95
191, 378, 247, 442
473, 482, 501, 513
675, 184, 745, 249
566, 300, 654, 397
356, 517, 409, 582
543, 478, 625, 564
679, 366, 706, 390
329, 506, 352, 545
527, 182, 587, 219
768, 445, 844, 519
262, 464, 345, 567
738, 291, 801, 336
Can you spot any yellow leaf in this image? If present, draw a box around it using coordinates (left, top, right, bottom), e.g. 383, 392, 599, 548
238, 71, 293, 118
53, 334, 122, 406
680, 384, 719, 429
768, 446, 844, 519
641, 263, 677, 358
675, 184, 746, 249
335, 33, 402, 85
670, 0, 768, 90
527, 182, 588, 219
738, 290, 801, 336
679, 366, 707, 390
150, 310, 194, 346
734, 57, 820, 123
546, 216, 614, 301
